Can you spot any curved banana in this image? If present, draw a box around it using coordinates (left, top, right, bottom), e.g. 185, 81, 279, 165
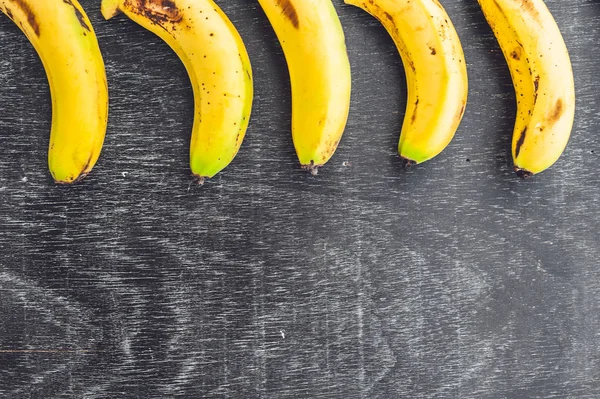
258, 0, 351, 175
0, 0, 108, 183
345, 0, 468, 166
101, 0, 253, 183
477, 0, 575, 177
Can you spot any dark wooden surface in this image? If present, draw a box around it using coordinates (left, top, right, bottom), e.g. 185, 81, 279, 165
1, 0, 599, 397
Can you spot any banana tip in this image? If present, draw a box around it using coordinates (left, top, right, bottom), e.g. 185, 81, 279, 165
400, 157, 417, 169
301, 162, 321, 176
514, 167, 534, 179
53, 172, 89, 185
193, 175, 207, 185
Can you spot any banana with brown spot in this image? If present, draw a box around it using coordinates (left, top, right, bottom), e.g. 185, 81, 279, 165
102, 0, 253, 182
345, 0, 468, 166
478, 0, 575, 177
0, 0, 108, 183
258, 0, 351, 175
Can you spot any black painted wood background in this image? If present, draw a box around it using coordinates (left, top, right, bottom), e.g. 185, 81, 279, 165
1, 0, 599, 397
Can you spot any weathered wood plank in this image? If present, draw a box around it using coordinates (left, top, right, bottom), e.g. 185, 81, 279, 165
0, 0, 599, 397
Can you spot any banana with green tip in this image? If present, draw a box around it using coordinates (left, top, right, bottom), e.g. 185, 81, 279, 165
101, 0, 253, 183
0, 0, 108, 183
258, 0, 351, 175
344, 0, 468, 166
477, 0, 575, 177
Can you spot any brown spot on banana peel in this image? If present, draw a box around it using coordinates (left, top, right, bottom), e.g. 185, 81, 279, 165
407, 58, 416, 74
128, 0, 183, 28
510, 40, 524, 61
62, 0, 91, 32
382, 11, 394, 24
515, 126, 527, 159
457, 102, 465, 121
533, 75, 540, 104
12, 0, 39, 36
548, 98, 563, 124
276, 0, 299, 29
429, 46, 436, 55
410, 98, 419, 124
519, 0, 541, 24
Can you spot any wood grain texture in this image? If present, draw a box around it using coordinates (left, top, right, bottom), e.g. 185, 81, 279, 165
1, 0, 599, 397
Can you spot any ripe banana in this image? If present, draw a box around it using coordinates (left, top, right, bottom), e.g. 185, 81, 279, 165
0, 0, 108, 183
258, 0, 351, 175
345, 0, 468, 166
477, 0, 575, 177
101, 0, 253, 183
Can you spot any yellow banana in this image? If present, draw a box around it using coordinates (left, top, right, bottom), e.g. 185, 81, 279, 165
101, 0, 253, 183
0, 0, 108, 183
345, 0, 468, 166
258, 0, 351, 175
477, 0, 575, 177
